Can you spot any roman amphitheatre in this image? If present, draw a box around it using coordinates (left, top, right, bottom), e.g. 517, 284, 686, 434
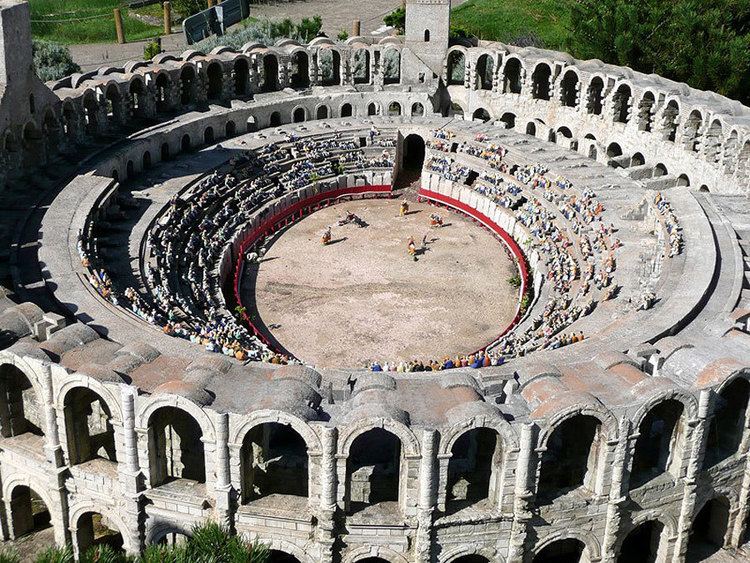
0, 0, 749, 562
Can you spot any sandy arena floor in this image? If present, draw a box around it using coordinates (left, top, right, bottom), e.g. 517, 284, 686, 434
243, 199, 519, 368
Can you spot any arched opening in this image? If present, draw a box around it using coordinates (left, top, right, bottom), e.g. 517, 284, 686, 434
234, 58, 250, 95
293, 107, 306, 123
537, 415, 603, 504
503, 58, 522, 94
723, 131, 739, 175
225, 121, 236, 137
533, 539, 586, 563
560, 70, 579, 107
147, 406, 205, 486
617, 520, 665, 563
500, 112, 516, 129
368, 102, 379, 116
452, 557, 490, 563
607, 143, 623, 158
180, 66, 196, 106
240, 423, 308, 504
319, 49, 341, 86
699, 184, 710, 193
29, 93, 35, 114
352, 49, 370, 85
654, 163, 668, 177
346, 428, 402, 513
270, 111, 282, 127
557, 127, 572, 139
83, 93, 99, 135
203, 126, 214, 145
424, 29, 431, 42
629, 400, 685, 489
111, 169, 119, 182
62, 102, 77, 140
270, 551, 302, 563
588, 145, 597, 160
613, 84, 632, 123
411, 102, 425, 117
447, 50, 466, 86
383, 49, 401, 85
683, 110, 703, 152
449, 102, 464, 119
638, 92, 656, 132
156, 530, 189, 546
155, 73, 171, 113
206, 62, 223, 101
359, 559, 390, 563
677, 174, 690, 187
104, 84, 122, 124
143, 151, 152, 169
738, 141, 750, 179
686, 497, 730, 560
76, 511, 124, 554
0, 364, 43, 438
9, 486, 51, 539
587, 77, 604, 115
181, 134, 191, 152
472, 108, 491, 123
475, 54, 494, 90
126, 160, 134, 179
400, 133, 425, 179
22, 122, 45, 168
446, 428, 502, 513
662, 100, 679, 142
388, 101, 402, 117
290, 51, 310, 89
704, 378, 750, 467
341, 103, 353, 118
129, 78, 145, 118
161, 142, 170, 161
526, 122, 536, 137
531, 63, 552, 100
262, 54, 279, 92
631, 152, 645, 167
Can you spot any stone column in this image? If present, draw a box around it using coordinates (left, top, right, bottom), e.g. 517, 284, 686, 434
118, 386, 143, 555
415, 429, 437, 563
507, 423, 535, 563
730, 399, 750, 547
214, 413, 233, 528
601, 418, 632, 562
672, 389, 710, 562
316, 427, 338, 563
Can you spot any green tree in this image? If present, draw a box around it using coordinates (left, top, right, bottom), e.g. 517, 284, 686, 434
32, 40, 81, 82
384, 6, 406, 33
172, 0, 206, 18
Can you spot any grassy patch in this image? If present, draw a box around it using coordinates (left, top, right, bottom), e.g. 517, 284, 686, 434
29, 0, 162, 44
451, 0, 570, 50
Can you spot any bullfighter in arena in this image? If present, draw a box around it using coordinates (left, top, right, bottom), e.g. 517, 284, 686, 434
408, 237, 417, 260
430, 213, 444, 227
321, 226, 332, 245
400, 200, 410, 217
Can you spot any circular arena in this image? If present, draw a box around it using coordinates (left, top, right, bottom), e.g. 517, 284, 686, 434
0, 0, 749, 562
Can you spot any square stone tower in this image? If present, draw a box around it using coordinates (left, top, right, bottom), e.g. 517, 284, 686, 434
402, 0, 451, 85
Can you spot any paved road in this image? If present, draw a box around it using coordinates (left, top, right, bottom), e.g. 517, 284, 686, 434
67, 0, 467, 71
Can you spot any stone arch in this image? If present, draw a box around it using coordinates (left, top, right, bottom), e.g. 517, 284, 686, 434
341, 102, 354, 117
343, 545, 410, 563
472, 107, 491, 123
345, 427, 405, 512
103, 82, 123, 124
637, 91, 656, 132
631, 152, 645, 167
129, 77, 146, 117
82, 90, 99, 134
145, 405, 206, 485
388, 101, 402, 117
155, 72, 172, 112
500, 112, 516, 129
560, 69, 579, 107
503, 57, 523, 94
737, 139, 750, 180
629, 398, 688, 489
607, 142, 623, 158
722, 130, 740, 175
270, 111, 282, 127
262, 53, 279, 92
586, 76, 604, 115
439, 546, 501, 563
161, 141, 170, 160
677, 173, 690, 187
263, 538, 315, 563
233, 57, 250, 95
69, 501, 130, 555
382, 48, 401, 85
687, 496, 731, 559
22, 120, 45, 168
612, 83, 632, 123
338, 417, 419, 457
475, 53, 494, 90
204, 126, 215, 145
411, 102, 425, 117
704, 119, 724, 163
368, 102, 380, 116
616, 519, 666, 563
293, 106, 306, 123
447, 50, 466, 86
181, 133, 191, 152
532, 529, 601, 562
704, 376, 750, 467
683, 109, 703, 152
225, 120, 236, 137
287, 51, 308, 89
5, 480, 56, 541
206, 61, 224, 101
531, 62, 552, 100
661, 99, 680, 142
352, 49, 371, 85
143, 150, 152, 169
179, 65, 197, 106
526, 121, 536, 137
62, 100, 77, 140
557, 126, 573, 139
654, 163, 668, 177
148, 521, 191, 546
319, 48, 341, 86
0, 361, 44, 438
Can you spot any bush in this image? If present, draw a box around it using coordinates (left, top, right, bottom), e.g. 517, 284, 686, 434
384, 6, 405, 33
508, 274, 521, 288
144, 40, 161, 60
198, 15, 323, 52
171, 0, 205, 18
32, 40, 81, 82
337, 29, 349, 41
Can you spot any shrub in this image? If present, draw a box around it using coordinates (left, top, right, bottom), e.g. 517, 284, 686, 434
171, 0, 205, 18
508, 274, 522, 288
198, 16, 322, 52
384, 6, 405, 33
144, 40, 161, 61
32, 40, 81, 82
337, 29, 349, 41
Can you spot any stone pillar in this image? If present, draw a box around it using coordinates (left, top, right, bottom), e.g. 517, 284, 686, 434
730, 398, 750, 547
214, 413, 233, 528
316, 427, 337, 563
507, 424, 535, 563
672, 389, 711, 562
118, 386, 143, 555
415, 429, 437, 563
41, 363, 64, 467
601, 418, 632, 562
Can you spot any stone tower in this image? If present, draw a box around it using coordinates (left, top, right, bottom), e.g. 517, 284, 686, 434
402, 0, 451, 85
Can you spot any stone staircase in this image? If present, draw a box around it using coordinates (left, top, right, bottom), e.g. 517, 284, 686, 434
737, 230, 750, 309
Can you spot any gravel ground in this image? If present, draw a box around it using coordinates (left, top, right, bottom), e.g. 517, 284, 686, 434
244, 199, 519, 368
